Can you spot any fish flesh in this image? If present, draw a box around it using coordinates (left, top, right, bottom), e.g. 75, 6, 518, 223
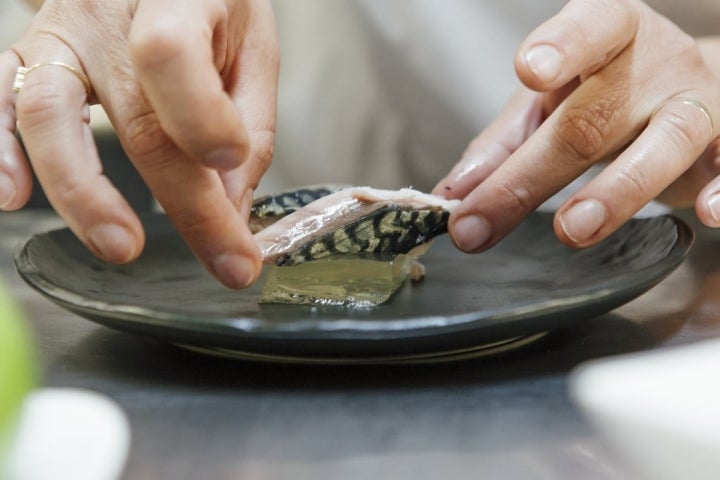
255, 186, 460, 266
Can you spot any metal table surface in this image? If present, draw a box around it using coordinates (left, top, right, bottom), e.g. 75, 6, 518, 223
2, 209, 719, 480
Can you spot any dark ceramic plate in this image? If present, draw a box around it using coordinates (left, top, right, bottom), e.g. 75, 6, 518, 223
15, 213, 693, 364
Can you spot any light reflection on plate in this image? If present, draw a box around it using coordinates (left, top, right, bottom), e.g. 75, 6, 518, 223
176, 332, 548, 365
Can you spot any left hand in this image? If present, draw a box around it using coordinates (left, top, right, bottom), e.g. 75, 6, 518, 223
1, 0, 279, 289
434, 0, 720, 252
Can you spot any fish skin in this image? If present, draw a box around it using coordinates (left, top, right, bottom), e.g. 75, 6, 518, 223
255, 186, 460, 266
275, 205, 451, 266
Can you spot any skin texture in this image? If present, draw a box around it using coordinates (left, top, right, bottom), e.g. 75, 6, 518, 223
433, 0, 720, 254
1, 0, 279, 289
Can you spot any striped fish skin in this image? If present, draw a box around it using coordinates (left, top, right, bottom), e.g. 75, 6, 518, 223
276, 205, 451, 266
255, 186, 460, 265
250, 185, 346, 228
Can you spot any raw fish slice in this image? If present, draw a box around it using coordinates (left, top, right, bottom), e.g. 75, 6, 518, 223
255, 187, 460, 266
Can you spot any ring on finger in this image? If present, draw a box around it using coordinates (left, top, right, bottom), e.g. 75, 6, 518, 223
12, 61, 92, 96
651, 96, 714, 132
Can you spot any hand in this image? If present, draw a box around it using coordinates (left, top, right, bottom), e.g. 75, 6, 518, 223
434, 0, 720, 252
0, 0, 279, 288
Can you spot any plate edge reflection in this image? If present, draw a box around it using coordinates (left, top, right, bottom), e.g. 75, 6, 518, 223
175, 332, 549, 365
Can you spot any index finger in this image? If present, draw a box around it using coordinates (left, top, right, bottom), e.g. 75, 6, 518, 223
121, 118, 262, 289
515, 0, 639, 91
118, 1, 278, 288
128, 0, 251, 171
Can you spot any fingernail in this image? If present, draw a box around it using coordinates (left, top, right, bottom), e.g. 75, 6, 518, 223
204, 147, 243, 171
212, 254, 257, 289
0, 173, 16, 210
451, 215, 493, 252
558, 199, 608, 245
708, 193, 720, 225
88, 224, 137, 263
525, 44, 563, 83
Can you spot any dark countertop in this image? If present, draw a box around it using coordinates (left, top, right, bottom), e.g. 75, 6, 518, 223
3, 209, 719, 480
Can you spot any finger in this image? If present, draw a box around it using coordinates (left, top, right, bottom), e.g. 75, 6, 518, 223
129, 0, 249, 171
432, 87, 544, 200
555, 94, 719, 245
515, 0, 639, 91
448, 71, 644, 253
224, 0, 279, 197
0, 51, 33, 210
655, 133, 720, 209
108, 1, 275, 288
698, 179, 720, 229
119, 120, 262, 288
13, 48, 144, 264
694, 140, 720, 225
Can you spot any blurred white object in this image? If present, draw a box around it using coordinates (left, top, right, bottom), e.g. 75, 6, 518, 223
570, 338, 720, 480
3, 388, 131, 480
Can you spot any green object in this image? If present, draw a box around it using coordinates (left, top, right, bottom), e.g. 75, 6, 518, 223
0, 278, 36, 465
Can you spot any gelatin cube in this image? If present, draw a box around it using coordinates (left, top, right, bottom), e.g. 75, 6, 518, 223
259, 254, 411, 307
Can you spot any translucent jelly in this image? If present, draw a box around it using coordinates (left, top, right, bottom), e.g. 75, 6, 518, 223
259, 254, 414, 307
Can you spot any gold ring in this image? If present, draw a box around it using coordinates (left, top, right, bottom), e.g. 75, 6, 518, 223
652, 96, 714, 132
12, 61, 91, 95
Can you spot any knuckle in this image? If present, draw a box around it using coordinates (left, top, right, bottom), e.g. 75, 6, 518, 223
173, 210, 217, 236
129, 21, 197, 69
553, 99, 617, 164
49, 172, 104, 214
169, 209, 228, 249
54, 175, 89, 206
673, 30, 697, 56
603, 0, 638, 29
497, 180, 534, 213
121, 110, 175, 166
168, 104, 233, 151
660, 26, 697, 59
15, 83, 67, 122
613, 166, 651, 204
251, 129, 275, 175
648, 14, 701, 65
657, 104, 710, 152
239, 129, 275, 190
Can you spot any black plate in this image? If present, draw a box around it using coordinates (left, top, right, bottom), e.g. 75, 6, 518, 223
14, 213, 693, 363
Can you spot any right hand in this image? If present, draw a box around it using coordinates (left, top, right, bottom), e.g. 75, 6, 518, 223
0, 0, 279, 288
433, 0, 720, 253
